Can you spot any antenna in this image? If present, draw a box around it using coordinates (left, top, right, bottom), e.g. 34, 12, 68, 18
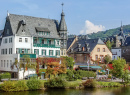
61, 3, 64, 11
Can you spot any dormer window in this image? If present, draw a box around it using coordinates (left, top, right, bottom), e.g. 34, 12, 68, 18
7, 29, 9, 34
78, 44, 81, 48
78, 48, 81, 51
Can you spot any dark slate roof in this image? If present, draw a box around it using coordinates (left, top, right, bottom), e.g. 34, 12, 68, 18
0, 30, 3, 36
68, 38, 105, 53
124, 36, 130, 46
67, 37, 75, 49
59, 11, 67, 31
8, 14, 60, 38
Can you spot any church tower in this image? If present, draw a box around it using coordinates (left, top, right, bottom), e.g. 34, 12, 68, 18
59, 3, 67, 56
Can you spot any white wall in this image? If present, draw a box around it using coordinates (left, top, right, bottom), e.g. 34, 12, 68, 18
19, 69, 36, 79
111, 48, 121, 60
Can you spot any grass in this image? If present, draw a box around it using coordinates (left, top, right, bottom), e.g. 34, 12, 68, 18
65, 80, 83, 88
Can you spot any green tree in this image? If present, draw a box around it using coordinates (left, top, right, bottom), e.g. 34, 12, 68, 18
104, 54, 112, 64
111, 58, 129, 82
106, 40, 114, 50
62, 56, 75, 70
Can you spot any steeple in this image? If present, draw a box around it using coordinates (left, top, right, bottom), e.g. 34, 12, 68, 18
59, 3, 67, 31
120, 21, 123, 32
118, 21, 125, 37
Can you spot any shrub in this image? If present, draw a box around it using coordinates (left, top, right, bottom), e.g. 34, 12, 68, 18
0, 72, 11, 80
83, 79, 97, 88
27, 79, 43, 90
44, 77, 67, 88
38, 69, 46, 76
108, 74, 112, 78
77, 70, 96, 78
1, 80, 28, 92
97, 82, 121, 87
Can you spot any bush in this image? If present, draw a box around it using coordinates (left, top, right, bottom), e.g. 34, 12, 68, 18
1, 80, 28, 92
77, 70, 96, 78
83, 79, 97, 88
44, 77, 67, 88
97, 82, 121, 87
27, 79, 43, 90
38, 69, 46, 76
0, 72, 11, 80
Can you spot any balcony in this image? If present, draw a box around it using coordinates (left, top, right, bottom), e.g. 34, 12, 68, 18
33, 43, 60, 48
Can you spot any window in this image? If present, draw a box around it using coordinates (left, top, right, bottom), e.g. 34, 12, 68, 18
42, 50, 46, 56
34, 39, 37, 43
95, 55, 98, 60
4, 60, 6, 67
49, 50, 53, 56
103, 48, 105, 52
25, 38, 28, 42
100, 55, 104, 62
22, 49, 24, 53
34, 49, 39, 55
5, 38, 7, 43
5, 49, 7, 54
114, 56, 115, 59
42, 40, 44, 44
84, 55, 87, 60
1, 60, 3, 67
97, 48, 100, 52
64, 50, 66, 55
61, 50, 63, 55
7, 60, 9, 68
56, 50, 60, 56
7, 29, 9, 34
57, 40, 59, 45
9, 38, 12, 43
9, 48, 12, 54
49, 40, 51, 45
10, 60, 12, 68
19, 38, 22, 42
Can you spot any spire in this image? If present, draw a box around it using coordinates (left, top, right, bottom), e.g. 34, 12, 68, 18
120, 21, 123, 32
7, 10, 10, 16
59, 3, 67, 31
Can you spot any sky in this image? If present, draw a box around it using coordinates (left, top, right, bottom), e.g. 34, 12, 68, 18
0, 0, 130, 35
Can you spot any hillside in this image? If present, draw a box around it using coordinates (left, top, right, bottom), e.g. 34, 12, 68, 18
87, 24, 130, 39
68, 24, 130, 39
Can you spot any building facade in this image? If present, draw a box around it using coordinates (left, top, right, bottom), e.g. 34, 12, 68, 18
0, 10, 67, 79
67, 37, 112, 68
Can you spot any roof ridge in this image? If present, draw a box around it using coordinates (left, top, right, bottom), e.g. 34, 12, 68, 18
9, 13, 57, 21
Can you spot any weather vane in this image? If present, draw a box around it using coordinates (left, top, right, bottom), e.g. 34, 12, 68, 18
61, 3, 64, 11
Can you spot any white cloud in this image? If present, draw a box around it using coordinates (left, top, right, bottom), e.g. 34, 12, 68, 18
80, 20, 105, 34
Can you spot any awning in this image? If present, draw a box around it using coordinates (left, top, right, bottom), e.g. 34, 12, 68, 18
79, 66, 102, 70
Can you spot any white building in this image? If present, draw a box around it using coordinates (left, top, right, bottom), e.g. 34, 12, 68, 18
111, 47, 121, 60
0, 10, 67, 79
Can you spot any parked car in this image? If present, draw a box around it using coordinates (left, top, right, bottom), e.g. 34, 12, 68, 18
24, 74, 38, 79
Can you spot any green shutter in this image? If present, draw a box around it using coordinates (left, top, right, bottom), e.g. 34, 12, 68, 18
49, 50, 50, 56
52, 50, 53, 56
38, 49, 39, 55
45, 50, 46, 55
42, 50, 43, 55
56, 50, 57, 56
21, 49, 22, 53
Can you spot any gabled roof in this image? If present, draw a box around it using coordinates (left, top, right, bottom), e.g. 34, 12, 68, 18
67, 37, 75, 49
68, 38, 105, 53
8, 14, 60, 38
124, 36, 130, 46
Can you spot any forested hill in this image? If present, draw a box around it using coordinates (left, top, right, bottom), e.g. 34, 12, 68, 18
68, 24, 130, 39
88, 24, 130, 39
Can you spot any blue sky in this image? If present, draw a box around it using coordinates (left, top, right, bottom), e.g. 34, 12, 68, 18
0, 0, 130, 35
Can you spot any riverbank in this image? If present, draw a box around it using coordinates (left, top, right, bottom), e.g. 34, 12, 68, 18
0, 79, 129, 92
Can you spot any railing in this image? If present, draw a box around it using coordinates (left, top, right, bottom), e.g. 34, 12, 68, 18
33, 43, 60, 48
